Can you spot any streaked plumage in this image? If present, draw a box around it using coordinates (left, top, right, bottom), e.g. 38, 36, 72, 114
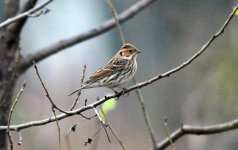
69, 43, 141, 96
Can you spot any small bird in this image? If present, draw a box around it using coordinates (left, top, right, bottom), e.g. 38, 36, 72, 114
69, 43, 141, 96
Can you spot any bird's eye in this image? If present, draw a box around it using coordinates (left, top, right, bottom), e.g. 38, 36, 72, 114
128, 50, 132, 53
120, 52, 123, 55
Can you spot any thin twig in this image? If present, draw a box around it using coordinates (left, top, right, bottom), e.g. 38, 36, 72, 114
19, 0, 158, 72
93, 105, 111, 142
52, 109, 62, 150
70, 64, 86, 111
156, 119, 238, 150
105, 1, 155, 147
33, 61, 67, 114
28, 8, 50, 17
133, 78, 157, 149
86, 121, 107, 146
7, 81, 26, 150
100, 105, 126, 150
164, 118, 175, 150
0, 4, 237, 132
92, 126, 104, 139
10, 0, 38, 34
0, 0, 53, 29
108, 123, 125, 149
101, 122, 111, 143
106, 0, 126, 44
77, 113, 91, 120
33, 62, 62, 150
93, 107, 105, 125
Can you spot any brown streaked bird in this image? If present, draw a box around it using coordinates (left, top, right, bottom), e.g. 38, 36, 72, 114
69, 43, 141, 96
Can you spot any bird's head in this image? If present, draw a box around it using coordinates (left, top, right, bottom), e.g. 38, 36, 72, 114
117, 43, 141, 60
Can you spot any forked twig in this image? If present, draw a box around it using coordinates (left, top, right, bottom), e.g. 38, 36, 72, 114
33, 61, 67, 114
7, 81, 26, 150
1, 4, 238, 142
33, 61, 62, 150
19, 0, 158, 72
93, 105, 111, 142
106, 0, 155, 148
70, 65, 86, 111
0, 0, 53, 29
100, 105, 126, 150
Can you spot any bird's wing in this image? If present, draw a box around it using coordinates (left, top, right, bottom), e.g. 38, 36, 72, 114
87, 58, 129, 83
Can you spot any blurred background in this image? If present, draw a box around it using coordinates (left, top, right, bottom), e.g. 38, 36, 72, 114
1, 0, 238, 149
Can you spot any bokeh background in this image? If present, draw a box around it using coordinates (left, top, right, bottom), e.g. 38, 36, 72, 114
1, 0, 238, 149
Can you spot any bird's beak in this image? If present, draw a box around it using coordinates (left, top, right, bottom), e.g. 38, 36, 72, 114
136, 50, 142, 54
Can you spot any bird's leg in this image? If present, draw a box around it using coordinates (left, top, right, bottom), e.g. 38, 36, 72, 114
115, 87, 129, 96
113, 89, 119, 95
121, 87, 129, 96
110, 88, 120, 98
110, 87, 129, 98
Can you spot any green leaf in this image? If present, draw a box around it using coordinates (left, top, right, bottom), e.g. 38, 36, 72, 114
234, 7, 238, 16
99, 98, 118, 121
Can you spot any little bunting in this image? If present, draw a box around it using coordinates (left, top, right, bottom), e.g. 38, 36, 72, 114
69, 43, 141, 96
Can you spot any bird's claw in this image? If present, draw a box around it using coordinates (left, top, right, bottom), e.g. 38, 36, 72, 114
121, 88, 129, 96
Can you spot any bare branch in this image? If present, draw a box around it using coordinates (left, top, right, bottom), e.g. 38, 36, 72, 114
0, 0, 53, 29
33, 62, 62, 150
7, 81, 26, 150
156, 119, 238, 150
0, 3, 236, 135
19, 0, 158, 72
7, 0, 38, 36
106, 0, 154, 148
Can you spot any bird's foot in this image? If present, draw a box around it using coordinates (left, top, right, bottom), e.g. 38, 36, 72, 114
121, 88, 129, 96
112, 90, 120, 98
111, 87, 129, 98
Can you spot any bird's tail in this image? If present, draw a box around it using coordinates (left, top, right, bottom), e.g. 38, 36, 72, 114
68, 84, 88, 96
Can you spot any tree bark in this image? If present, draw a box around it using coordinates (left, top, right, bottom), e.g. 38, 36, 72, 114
0, 0, 37, 148
0, 0, 20, 149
